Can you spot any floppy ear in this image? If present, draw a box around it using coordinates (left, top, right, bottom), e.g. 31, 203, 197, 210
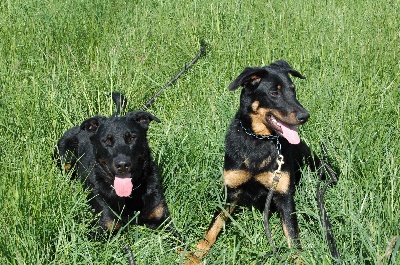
127, 111, 161, 130
288, 69, 306, 79
228, 67, 269, 91
271, 60, 306, 79
55, 126, 81, 176
80, 116, 104, 132
271, 60, 292, 68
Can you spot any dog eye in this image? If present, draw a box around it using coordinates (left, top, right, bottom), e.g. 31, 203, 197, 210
270, 90, 281, 97
125, 133, 137, 143
104, 135, 113, 146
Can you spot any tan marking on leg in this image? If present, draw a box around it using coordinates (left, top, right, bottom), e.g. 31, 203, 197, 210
64, 163, 72, 171
282, 222, 292, 248
224, 170, 251, 188
254, 171, 291, 193
195, 215, 225, 258
195, 204, 236, 259
147, 203, 165, 219
105, 220, 121, 232
182, 251, 203, 265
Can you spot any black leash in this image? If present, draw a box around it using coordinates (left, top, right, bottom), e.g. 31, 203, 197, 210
258, 144, 285, 264
239, 120, 284, 263
125, 245, 136, 265
317, 143, 340, 260
123, 43, 205, 265
242, 127, 339, 263
142, 42, 206, 110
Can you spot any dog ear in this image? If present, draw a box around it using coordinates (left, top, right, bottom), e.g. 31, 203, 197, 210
55, 126, 80, 175
127, 111, 161, 130
288, 69, 306, 79
271, 60, 306, 79
80, 116, 104, 132
229, 67, 269, 91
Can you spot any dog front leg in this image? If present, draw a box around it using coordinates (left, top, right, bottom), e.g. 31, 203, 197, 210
273, 193, 300, 249
193, 187, 241, 260
140, 192, 170, 229
89, 195, 122, 236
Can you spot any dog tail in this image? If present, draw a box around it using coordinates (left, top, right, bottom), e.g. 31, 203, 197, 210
112, 92, 128, 116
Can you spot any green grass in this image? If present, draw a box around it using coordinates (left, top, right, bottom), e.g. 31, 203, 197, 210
1, 0, 399, 264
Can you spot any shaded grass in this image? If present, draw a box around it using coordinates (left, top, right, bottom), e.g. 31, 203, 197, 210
0, 0, 399, 264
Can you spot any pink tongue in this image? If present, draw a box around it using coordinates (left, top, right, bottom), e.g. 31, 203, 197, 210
279, 122, 300, 144
114, 174, 133, 197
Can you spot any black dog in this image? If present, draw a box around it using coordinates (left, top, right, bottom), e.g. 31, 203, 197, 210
191, 60, 318, 262
56, 93, 172, 235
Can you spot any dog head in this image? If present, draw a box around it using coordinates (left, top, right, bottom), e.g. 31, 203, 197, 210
229, 60, 309, 144
80, 111, 160, 197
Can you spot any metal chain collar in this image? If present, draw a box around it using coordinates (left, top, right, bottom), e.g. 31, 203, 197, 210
239, 120, 282, 156
238, 120, 284, 188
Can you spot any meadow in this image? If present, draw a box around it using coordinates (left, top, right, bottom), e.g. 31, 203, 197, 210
0, 0, 399, 264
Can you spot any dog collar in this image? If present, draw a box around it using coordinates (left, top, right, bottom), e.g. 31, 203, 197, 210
239, 120, 281, 155
239, 120, 279, 140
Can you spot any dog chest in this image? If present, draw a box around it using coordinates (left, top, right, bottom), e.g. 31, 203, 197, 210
224, 169, 291, 194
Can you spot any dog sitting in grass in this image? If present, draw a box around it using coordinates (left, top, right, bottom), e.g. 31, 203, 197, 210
55, 93, 173, 235
188, 60, 319, 263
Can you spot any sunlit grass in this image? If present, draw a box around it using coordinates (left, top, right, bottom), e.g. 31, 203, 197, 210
0, 0, 399, 264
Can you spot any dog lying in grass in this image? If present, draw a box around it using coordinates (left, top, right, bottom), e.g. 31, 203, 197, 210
55, 93, 173, 236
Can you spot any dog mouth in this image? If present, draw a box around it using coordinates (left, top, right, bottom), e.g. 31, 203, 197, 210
98, 161, 134, 197
113, 173, 133, 197
266, 115, 300, 144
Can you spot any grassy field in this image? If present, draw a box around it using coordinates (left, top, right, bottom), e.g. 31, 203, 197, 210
0, 0, 399, 264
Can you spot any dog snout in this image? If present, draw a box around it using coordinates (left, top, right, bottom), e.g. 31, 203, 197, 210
296, 111, 310, 124
114, 156, 131, 173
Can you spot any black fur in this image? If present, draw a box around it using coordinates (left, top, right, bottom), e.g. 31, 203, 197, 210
192, 60, 320, 261
55, 94, 172, 235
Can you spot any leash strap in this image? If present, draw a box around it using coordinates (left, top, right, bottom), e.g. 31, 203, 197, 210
317, 157, 340, 260
259, 154, 285, 264
239, 119, 285, 263
142, 42, 206, 110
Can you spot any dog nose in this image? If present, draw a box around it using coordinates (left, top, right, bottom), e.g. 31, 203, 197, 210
296, 112, 310, 124
114, 158, 131, 172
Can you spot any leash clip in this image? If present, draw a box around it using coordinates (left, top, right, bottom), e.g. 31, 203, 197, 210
275, 154, 284, 171
272, 154, 284, 189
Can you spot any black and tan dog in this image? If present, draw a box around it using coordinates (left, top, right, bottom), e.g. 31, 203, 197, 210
190, 60, 316, 262
56, 93, 172, 235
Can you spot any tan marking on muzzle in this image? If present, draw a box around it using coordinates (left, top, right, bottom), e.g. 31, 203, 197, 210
270, 109, 300, 126
249, 102, 274, 135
